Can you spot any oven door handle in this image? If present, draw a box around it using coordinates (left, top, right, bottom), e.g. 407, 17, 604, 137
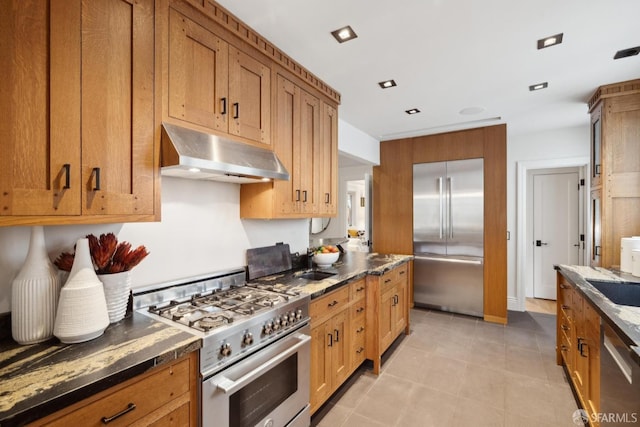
211, 332, 311, 394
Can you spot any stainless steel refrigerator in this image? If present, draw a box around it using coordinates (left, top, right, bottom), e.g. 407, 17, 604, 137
413, 158, 484, 317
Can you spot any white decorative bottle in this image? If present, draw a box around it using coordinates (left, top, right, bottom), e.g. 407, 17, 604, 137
54, 238, 110, 344
11, 226, 62, 345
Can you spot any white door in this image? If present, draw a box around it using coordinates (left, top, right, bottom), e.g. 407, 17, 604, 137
533, 172, 580, 299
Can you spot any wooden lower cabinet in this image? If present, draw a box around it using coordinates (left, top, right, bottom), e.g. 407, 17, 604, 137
366, 263, 410, 374
556, 272, 600, 425
310, 278, 367, 414
28, 352, 198, 427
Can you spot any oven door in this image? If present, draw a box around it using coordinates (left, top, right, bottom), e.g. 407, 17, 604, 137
203, 323, 311, 427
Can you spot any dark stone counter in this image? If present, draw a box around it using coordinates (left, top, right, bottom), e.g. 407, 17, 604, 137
0, 313, 200, 426
555, 265, 640, 365
249, 251, 413, 298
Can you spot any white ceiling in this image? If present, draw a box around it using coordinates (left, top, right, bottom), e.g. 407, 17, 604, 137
216, 0, 640, 145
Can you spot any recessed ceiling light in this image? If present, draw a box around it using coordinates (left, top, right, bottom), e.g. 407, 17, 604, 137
614, 46, 640, 59
529, 82, 548, 91
459, 106, 485, 115
405, 108, 421, 115
378, 79, 397, 89
537, 33, 563, 49
331, 25, 357, 43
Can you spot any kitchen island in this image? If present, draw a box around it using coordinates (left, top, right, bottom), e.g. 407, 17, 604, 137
0, 251, 412, 426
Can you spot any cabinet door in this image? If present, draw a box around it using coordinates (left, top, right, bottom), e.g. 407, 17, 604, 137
298, 89, 320, 215
379, 286, 395, 351
81, 0, 155, 215
318, 102, 338, 215
590, 103, 602, 188
331, 309, 350, 387
392, 281, 408, 336
584, 303, 600, 418
310, 320, 332, 412
273, 75, 299, 215
228, 47, 270, 145
167, 9, 228, 132
590, 189, 602, 267
0, 0, 81, 216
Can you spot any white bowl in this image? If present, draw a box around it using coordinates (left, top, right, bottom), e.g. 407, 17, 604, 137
313, 252, 339, 267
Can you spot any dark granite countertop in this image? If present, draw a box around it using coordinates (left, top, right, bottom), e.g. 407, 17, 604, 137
250, 251, 413, 298
0, 312, 201, 427
555, 265, 640, 365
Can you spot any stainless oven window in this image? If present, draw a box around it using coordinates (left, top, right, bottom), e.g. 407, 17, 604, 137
230, 353, 298, 427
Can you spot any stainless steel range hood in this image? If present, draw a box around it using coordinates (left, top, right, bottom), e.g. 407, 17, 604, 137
161, 123, 289, 184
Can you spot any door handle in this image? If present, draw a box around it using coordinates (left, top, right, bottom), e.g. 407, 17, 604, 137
447, 177, 453, 238
438, 177, 443, 239
535, 240, 548, 247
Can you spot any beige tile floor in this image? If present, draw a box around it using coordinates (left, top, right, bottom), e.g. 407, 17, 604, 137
311, 308, 579, 427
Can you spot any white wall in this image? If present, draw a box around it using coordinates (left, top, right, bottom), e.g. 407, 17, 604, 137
338, 119, 380, 165
0, 178, 309, 313
506, 124, 589, 309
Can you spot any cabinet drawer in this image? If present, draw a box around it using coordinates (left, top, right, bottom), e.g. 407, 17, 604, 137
41, 357, 192, 427
558, 276, 572, 306
350, 299, 366, 322
310, 286, 350, 322
559, 328, 572, 365
349, 279, 366, 302
559, 313, 572, 343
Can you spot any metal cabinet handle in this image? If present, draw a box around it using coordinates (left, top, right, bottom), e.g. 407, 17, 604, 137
595, 246, 601, 256
303, 190, 307, 202
561, 324, 569, 331
325, 193, 330, 204
559, 283, 569, 289
62, 164, 71, 189
561, 305, 570, 310
356, 326, 364, 333
295, 189, 300, 202
438, 177, 444, 239
233, 102, 239, 119
399, 270, 406, 275
356, 347, 364, 354
92, 167, 101, 191
101, 403, 136, 424
356, 286, 365, 292
334, 329, 340, 342
561, 345, 568, 352
221, 97, 227, 115
327, 333, 333, 347
356, 307, 364, 313
384, 278, 392, 284
594, 164, 601, 176
448, 176, 453, 238
328, 300, 338, 307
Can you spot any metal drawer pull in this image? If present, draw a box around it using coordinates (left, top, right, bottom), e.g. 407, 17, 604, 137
356, 326, 364, 333
325, 193, 330, 204
561, 305, 570, 310
328, 300, 338, 307
303, 190, 307, 202
559, 284, 568, 289
384, 278, 392, 284
356, 347, 364, 354
101, 403, 136, 424
92, 167, 101, 191
356, 307, 364, 313
334, 329, 340, 342
328, 333, 333, 347
561, 325, 569, 331
233, 102, 239, 119
62, 164, 71, 189
356, 287, 365, 292
561, 345, 568, 352
220, 97, 227, 115
399, 270, 406, 275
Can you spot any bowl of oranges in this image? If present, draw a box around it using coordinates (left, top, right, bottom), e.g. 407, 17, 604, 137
312, 245, 340, 267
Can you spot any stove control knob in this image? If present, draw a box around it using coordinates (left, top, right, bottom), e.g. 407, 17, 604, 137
288, 311, 296, 323
281, 316, 289, 327
263, 322, 273, 335
296, 309, 303, 320
220, 342, 232, 357
242, 332, 254, 346
273, 318, 281, 331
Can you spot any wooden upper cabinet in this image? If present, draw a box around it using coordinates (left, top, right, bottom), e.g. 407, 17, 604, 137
81, 0, 156, 216
319, 103, 338, 215
298, 89, 320, 215
228, 47, 271, 145
0, 0, 157, 224
166, 8, 270, 146
0, 0, 81, 217
167, 8, 229, 132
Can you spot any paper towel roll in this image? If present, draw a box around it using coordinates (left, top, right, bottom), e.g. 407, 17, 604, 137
621, 237, 640, 273
632, 249, 640, 278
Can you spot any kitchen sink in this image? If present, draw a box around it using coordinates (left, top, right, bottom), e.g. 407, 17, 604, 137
587, 280, 640, 307
298, 270, 335, 281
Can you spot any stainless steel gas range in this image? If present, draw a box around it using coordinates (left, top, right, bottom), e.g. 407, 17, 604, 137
134, 268, 311, 427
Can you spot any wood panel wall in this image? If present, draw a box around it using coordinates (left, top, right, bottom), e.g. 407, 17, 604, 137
373, 124, 507, 324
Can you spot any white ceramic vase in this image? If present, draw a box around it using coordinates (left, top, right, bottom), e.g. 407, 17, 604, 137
54, 238, 109, 344
98, 271, 131, 323
11, 226, 62, 345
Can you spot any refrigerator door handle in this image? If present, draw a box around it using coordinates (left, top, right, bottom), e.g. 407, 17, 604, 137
447, 177, 453, 238
414, 255, 483, 265
438, 177, 444, 239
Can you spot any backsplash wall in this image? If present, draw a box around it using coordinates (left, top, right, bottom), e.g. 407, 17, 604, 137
0, 177, 309, 313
